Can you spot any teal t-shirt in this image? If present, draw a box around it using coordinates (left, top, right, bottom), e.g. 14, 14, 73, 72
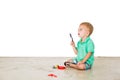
75, 37, 95, 66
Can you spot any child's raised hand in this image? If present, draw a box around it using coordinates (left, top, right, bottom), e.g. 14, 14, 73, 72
70, 41, 75, 47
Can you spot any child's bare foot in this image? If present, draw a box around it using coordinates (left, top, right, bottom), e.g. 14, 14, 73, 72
64, 62, 70, 67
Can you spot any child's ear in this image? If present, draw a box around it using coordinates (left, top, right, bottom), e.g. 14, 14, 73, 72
86, 31, 90, 36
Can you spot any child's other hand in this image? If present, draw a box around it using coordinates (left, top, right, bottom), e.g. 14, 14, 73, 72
70, 41, 75, 47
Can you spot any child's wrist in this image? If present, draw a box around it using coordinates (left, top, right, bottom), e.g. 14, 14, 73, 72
79, 61, 84, 64
81, 60, 85, 63
72, 46, 76, 48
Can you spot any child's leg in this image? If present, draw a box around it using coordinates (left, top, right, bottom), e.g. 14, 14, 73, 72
65, 58, 91, 70
69, 62, 91, 70
64, 58, 79, 66
69, 63, 86, 70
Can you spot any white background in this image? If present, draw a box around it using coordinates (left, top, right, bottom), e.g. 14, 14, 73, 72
0, 0, 120, 57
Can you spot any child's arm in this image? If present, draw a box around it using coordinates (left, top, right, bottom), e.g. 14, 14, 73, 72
72, 46, 78, 55
71, 41, 78, 55
79, 52, 92, 63
82, 52, 92, 63
69, 33, 78, 54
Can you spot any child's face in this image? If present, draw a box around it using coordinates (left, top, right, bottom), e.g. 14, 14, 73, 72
78, 25, 89, 38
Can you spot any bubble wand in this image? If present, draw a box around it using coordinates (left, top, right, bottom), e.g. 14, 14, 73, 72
69, 33, 74, 42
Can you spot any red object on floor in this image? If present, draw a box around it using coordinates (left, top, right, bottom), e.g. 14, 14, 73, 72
58, 66, 66, 70
48, 74, 57, 78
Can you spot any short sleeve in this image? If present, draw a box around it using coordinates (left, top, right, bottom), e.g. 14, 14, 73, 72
86, 40, 95, 53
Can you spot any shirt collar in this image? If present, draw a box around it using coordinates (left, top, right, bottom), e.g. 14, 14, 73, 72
80, 37, 90, 43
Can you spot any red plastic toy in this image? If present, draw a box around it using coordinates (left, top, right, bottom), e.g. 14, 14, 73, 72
53, 65, 66, 70
48, 73, 57, 78
58, 65, 66, 70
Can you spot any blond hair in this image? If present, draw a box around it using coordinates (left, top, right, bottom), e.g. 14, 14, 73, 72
80, 22, 94, 36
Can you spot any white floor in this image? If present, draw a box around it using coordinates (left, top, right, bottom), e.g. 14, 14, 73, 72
0, 57, 120, 80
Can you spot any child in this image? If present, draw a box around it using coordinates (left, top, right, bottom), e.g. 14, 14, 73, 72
64, 22, 95, 70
